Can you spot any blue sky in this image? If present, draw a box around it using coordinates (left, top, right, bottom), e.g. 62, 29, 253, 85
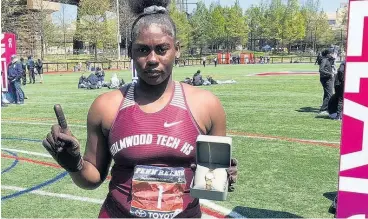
52, 0, 348, 24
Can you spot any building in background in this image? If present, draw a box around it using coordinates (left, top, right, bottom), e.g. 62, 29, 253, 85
326, 2, 348, 29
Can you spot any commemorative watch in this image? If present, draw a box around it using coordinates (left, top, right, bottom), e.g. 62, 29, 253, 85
205, 169, 215, 190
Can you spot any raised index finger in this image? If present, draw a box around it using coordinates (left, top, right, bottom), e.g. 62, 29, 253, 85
54, 104, 68, 130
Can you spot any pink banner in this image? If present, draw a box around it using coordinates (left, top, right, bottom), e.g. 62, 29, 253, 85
1, 33, 17, 92
337, 0, 368, 218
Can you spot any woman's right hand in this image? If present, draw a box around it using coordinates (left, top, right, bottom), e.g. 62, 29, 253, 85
42, 104, 84, 172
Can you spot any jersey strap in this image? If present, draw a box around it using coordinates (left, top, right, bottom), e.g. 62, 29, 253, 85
170, 82, 187, 110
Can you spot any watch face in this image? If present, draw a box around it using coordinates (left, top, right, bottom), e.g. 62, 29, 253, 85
205, 172, 215, 180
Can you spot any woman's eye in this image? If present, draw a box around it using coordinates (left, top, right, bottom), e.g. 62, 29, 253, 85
140, 48, 149, 53
157, 47, 167, 54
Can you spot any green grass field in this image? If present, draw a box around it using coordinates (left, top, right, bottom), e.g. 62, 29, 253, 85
1, 64, 340, 218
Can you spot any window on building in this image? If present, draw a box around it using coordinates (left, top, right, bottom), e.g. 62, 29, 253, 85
329, 20, 336, 25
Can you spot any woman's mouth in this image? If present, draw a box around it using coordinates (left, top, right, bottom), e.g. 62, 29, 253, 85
145, 71, 162, 78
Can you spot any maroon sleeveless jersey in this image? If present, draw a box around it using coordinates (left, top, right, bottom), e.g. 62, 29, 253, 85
103, 82, 202, 218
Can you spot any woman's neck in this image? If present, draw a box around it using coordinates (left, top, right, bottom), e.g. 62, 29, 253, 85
135, 75, 174, 104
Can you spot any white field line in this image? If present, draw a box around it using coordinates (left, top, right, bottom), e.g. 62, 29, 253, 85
2, 120, 340, 144
2, 147, 52, 158
227, 134, 340, 144
199, 199, 245, 218
1, 147, 112, 171
2, 121, 86, 128
1, 148, 245, 218
2, 185, 104, 204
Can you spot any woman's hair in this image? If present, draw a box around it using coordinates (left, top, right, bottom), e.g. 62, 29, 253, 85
322, 49, 332, 57
128, 0, 176, 42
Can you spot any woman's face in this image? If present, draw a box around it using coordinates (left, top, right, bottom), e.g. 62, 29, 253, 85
132, 24, 179, 86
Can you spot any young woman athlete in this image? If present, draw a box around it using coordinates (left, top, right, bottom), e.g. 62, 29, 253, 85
42, 0, 237, 218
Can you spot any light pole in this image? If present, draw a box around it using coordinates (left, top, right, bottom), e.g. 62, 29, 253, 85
116, 0, 121, 60
62, 4, 67, 59
125, 26, 128, 59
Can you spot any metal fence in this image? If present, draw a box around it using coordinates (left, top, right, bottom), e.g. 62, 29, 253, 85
43, 56, 338, 73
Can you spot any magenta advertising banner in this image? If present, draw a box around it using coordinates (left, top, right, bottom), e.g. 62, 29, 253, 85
337, 0, 368, 218
1, 33, 17, 92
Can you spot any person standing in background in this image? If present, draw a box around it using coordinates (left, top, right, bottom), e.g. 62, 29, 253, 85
36, 59, 44, 84
334, 60, 345, 120
20, 57, 27, 85
8, 55, 24, 104
27, 56, 35, 84
318, 49, 334, 115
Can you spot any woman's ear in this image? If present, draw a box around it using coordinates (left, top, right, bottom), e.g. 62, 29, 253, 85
175, 41, 181, 59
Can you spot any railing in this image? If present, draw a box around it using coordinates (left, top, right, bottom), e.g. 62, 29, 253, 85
43, 56, 342, 73
44, 61, 132, 73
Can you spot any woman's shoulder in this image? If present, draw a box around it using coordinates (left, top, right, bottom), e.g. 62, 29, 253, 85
180, 82, 223, 110
181, 82, 217, 99
90, 84, 131, 112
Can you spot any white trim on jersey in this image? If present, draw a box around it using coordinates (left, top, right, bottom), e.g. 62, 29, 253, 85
131, 59, 138, 84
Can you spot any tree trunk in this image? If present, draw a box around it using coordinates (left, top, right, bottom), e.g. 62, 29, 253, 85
41, 36, 44, 60
94, 42, 98, 60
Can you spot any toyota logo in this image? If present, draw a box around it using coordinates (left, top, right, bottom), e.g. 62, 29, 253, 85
135, 209, 147, 218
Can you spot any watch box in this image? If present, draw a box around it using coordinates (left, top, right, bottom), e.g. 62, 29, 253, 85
190, 135, 232, 201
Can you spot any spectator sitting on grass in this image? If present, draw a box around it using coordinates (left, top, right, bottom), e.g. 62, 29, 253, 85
95, 67, 105, 87
192, 70, 204, 86
107, 73, 120, 89
86, 73, 100, 89
78, 73, 88, 89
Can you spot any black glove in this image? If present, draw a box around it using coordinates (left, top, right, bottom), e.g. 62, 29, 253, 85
42, 104, 83, 172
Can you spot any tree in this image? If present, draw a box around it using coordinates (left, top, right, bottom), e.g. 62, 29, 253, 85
224, 0, 248, 50
301, 0, 320, 51
1, 0, 21, 33
189, 0, 210, 56
208, 2, 226, 52
11, 0, 58, 59
169, 0, 192, 54
116, 0, 135, 58
1, 0, 56, 57
246, 3, 267, 50
53, 0, 74, 59
337, 4, 348, 51
313, 10, 333, 50
282, 0, 306, 53
265, 0, 285, 44
76, 0, 116, 60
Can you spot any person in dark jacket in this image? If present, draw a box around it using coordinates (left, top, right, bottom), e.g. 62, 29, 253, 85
8, 55, 24, 104
36, 59, 43, 83
95, 67, 105, 86
318, 49, 334, 115
27, 56, 36, 84
78, 73, 88, 89
192, 70, 204, 86
86, 73, 99, 89
328, 60, 345, 120
20, 57, 27, 85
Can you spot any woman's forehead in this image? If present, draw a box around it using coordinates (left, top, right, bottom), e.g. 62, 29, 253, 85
135, 24, 174, 43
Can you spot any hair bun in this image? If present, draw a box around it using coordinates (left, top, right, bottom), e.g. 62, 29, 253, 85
128, 0, 171, 14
